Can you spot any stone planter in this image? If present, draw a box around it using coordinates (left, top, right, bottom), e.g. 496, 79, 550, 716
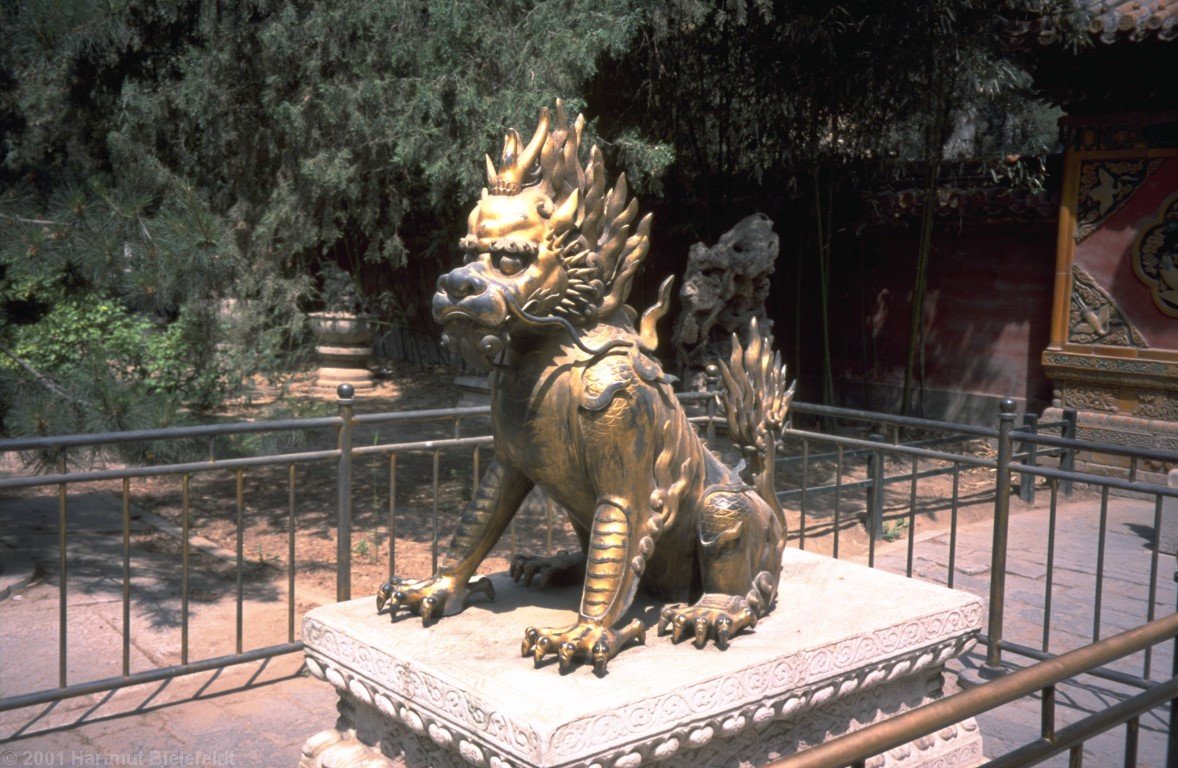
309, 311, 376, 394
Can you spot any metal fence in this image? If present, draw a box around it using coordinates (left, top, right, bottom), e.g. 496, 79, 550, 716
3, 385, 1178, 766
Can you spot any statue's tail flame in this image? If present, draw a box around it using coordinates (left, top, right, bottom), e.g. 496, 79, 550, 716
715, 318, 795, 530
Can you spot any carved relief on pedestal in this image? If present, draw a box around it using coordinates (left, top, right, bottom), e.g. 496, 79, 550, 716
1074, 159, 1162, 242
1063, 385, 1118, 413
1136, 392, 1178, 421
1068, 265, 1147, 347
1132, 192, 1178, 318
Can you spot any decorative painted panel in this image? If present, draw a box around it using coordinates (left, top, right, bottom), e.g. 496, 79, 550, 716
1068, 264, 1147, 346
1074, 159, 1162, 242
1132, 191, 1178, 318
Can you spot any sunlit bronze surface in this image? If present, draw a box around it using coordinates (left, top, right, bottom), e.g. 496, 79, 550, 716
377, 102, 794, 674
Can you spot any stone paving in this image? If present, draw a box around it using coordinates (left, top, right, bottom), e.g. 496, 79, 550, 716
863, 491, 1176, 768
1, 490, 1174, 767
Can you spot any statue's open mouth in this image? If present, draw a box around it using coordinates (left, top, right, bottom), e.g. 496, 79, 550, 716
438, 315, 510, 371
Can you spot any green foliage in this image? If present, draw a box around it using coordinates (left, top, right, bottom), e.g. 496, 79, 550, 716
882, 518, 910, 543
0, 0, 1094, 440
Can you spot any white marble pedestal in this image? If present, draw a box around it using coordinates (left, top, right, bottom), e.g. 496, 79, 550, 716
299, 549, 985, 768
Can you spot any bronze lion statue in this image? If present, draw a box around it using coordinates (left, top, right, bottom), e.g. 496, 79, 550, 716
377, 102, 794, 674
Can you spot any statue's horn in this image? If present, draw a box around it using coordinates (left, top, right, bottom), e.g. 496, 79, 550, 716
501, 129, 523, 168
514, 107, 551, 176
485, 155, 498, 187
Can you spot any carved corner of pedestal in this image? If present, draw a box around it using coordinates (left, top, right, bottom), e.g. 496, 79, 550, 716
299, 727, 395, 768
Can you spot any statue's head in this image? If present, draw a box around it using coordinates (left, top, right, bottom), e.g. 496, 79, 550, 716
433, 101, 651, 370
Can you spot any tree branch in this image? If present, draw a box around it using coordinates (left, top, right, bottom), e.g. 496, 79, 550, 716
0, 341, 94, 408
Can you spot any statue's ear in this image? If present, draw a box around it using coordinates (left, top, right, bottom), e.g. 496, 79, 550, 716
551, 189, 580, 235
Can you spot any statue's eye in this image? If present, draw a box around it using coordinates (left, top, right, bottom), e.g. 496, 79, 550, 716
495, 253, 524, 276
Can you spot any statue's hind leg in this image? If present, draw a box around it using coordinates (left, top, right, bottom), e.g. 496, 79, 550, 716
659, 487, 783, 649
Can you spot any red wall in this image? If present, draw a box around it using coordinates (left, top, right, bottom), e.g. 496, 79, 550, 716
817, 223, 1058, 417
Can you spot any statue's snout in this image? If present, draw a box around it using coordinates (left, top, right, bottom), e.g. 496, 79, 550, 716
440, 267, 487, 302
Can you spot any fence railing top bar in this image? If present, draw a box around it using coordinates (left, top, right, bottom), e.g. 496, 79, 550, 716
352, 405, 491, 425
1019, 430, 1178, 463
777, 430, 986, 467
0, 415, 344, 452
767, 611, 1178, 768
0, 447, 342, 491
783, 427, 997, 469
789, 401, 1001, 439
1010, 460, 1178, 497
352, 435, 495, 457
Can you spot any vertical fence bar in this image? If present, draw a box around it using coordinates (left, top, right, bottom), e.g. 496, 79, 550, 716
906, 455, 918, 578
1129, 456, 1138, 484
1124, 716, 1139, 768
336, 384, 355, 602
236, 469, 244, 655
1019, 413, 1038, 504
57, 450, 67, 688
705, 365, 719, 445
983, 398, 1017, 676
867, 433, 886, 554
288, 464, 296, 645
181, 473, 190, 666
1168, 572, 1178, 768
1093, 485, 1109, 642
1068, 744, 1083, 768
1146, 494, 1164, 679
121, 478, 131, 678
948, 462, 960, 589
388, 454, 398, 579
1041, 684, 1056, 741
1061, 408, 1077, 496
431, 450, 441, 574
799, 440, 809, 550
833, 447, 843, 560
1043, 479, 1059, 653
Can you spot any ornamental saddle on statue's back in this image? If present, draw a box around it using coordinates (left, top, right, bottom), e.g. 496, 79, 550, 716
377, 102, 794, 675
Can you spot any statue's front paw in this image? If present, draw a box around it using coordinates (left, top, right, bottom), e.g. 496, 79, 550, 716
509, 549, 586, 588
376, 574, 494, 624
658, 594, 758, 650
520, 619, 646, 676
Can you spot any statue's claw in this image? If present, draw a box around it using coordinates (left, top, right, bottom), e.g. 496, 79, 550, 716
376, 576, 407, 613
558, 642, 577, 674
592, 640, 610, 676
658, 594, 759, 650
715, 617, 733, 650
509, 550, 586, 589
522, 618, 645, 674
521, 627, 540, 657
693, 616, 710, 649
378, 574, 469, 622
466, 576, 495, 605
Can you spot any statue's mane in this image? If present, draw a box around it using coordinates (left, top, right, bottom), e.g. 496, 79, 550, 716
485, 101, 652, 326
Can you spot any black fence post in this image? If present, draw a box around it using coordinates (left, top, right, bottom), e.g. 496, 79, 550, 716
1018, 412, 1039, 505
337, 383, 355, 603
982, 398, 1018, 678
1169, 568, 1178, 768
705, 364, 720, 445
1061, 407, 1077, 496
866, 432, 886, 542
